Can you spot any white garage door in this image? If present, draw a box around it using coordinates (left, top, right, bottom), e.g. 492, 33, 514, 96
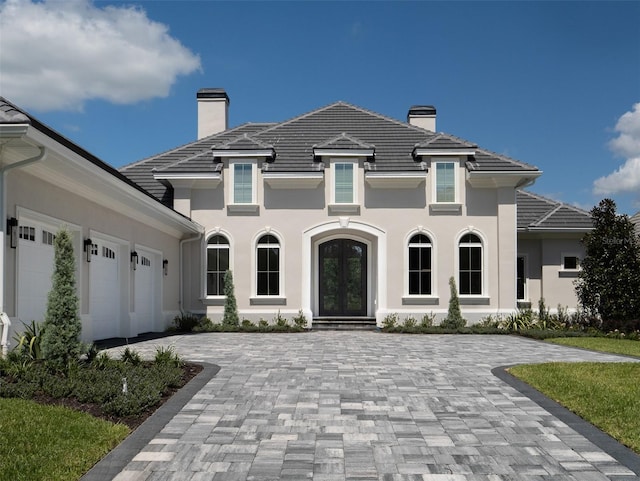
134, 250, 155, 334
17, 222, 56, 324
90, 240, 121, 340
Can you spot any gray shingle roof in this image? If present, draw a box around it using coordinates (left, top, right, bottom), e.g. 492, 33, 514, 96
120, 123, 274, 203
314, 132, 374, 150
119, 100, 540, 204
517, 190, 593, 231
0, 99, 30, 123
414, 133, 476, 150
213, 133, 274, 150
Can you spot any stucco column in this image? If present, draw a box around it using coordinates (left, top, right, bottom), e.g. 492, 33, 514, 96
497, 187, 517, 311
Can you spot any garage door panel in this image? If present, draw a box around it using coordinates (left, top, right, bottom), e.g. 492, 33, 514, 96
134, 251, 155, 334
90, 240, 120, 340
17, 222, 54, 324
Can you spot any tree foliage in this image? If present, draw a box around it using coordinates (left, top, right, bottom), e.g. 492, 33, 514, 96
576, 199, 640, 329
441, 276, 466, 329
222, 270, 239, 327
40, 228, 82, 366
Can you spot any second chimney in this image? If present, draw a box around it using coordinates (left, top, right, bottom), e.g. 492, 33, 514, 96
197, 88, 229, 139
407, 105, 436, 132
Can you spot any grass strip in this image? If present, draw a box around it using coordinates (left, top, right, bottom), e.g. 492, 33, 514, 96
546, 337, 640, 357
0, 398, 130, 481
510, 362, 640, 454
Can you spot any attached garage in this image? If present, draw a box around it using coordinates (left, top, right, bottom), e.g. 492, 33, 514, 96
1, 97, 204, 347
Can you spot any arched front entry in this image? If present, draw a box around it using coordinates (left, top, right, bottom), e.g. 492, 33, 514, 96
302, 220, 386, 325
318, 239, 367, 316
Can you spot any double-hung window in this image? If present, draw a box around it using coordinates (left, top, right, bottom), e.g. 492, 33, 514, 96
207, 235, 229, 296
459, 233, 482, 295
232, 162, 254, 204
256, 234, 280, 296
334, 162, 355, 204
408, 234, 432, 295
435, 162, 456, 203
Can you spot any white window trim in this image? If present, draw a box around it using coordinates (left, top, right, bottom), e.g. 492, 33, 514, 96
228, 159, 258, 210
201, 229, 234, 303
204, 234, 231, 299
329, 159, 359, 213
431, 160, 462, 213
403, 228, 438, 302
250, 229, 286, 302
455, 229, 489, 300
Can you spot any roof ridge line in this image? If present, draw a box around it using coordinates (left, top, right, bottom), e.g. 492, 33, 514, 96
533, 204, 563, 226
254, 100, 437, 138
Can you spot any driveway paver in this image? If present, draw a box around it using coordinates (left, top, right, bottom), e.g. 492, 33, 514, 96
98, 332, 639, 481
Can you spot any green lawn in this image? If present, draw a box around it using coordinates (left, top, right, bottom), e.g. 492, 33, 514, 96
0, 398, 129, 481
546, 336, 640, 357
510, 337, 640, 454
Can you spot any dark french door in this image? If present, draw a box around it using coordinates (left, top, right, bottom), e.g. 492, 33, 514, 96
319, 239, 367, 316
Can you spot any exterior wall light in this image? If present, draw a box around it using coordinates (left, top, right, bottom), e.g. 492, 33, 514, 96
130, 251, 138, 270
7, 217, 18, 249
163, 259, 168, 276
83, 238, 93, 263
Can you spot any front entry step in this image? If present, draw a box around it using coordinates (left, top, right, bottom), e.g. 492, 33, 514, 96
312, 317, 378, 331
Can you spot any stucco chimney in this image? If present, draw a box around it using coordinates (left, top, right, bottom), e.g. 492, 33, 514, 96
407, 105, 436, 132
197, 88, 229, 139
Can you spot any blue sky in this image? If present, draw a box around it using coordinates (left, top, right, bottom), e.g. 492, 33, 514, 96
1, 0, 639, 214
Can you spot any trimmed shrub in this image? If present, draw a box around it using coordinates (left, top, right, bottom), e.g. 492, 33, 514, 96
40, 228, 82, 367
222, 270, 239, 327
441, 277, 466, 329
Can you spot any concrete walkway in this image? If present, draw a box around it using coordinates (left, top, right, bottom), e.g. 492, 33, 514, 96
91, 332, 639, 481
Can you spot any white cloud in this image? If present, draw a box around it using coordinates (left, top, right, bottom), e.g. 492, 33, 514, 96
0, 0, 201, 111
593, 157, 640, 195
593, 103, 640, 198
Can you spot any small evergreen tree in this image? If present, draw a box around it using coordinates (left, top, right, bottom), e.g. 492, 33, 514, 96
441, 276, 466, 328
576, 199, 640, 330
222, 270, 239, 327
40, 228, 82, 366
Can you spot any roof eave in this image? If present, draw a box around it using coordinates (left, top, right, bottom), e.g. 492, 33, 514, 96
467, 170, 542, 188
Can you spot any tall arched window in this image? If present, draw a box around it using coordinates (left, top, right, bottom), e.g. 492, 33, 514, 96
459, 233, 482, 295
408, 234, 432, 295
207, 235, 229, 296
256, 234, 280, 296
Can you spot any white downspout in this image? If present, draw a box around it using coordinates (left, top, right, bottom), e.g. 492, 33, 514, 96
179, 232, 202, 314
1, 146, 46, 356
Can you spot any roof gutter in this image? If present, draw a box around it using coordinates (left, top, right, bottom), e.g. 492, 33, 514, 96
0, 145, 46, 355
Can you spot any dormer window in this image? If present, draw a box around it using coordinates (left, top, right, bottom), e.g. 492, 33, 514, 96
228, 159, 259, 212
435, 162, 456, 203
232, 162, 254, 204
334, 162, 355, 204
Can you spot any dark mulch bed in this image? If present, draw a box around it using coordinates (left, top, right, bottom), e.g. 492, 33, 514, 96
27, 362, 203, 430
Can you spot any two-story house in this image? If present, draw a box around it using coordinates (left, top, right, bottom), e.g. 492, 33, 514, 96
121, 89, 593, 327
0, 89, 593, 346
